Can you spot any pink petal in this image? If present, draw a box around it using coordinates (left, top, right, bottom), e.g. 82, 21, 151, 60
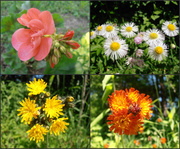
31, 30, 44, 38
12, 29, 32, 51
39, 11, 55, 34
17, 14, 30, 26
64, 30, 74, 40
66, 41, 80, 49
29, 19, 44, 32
18, 42, 38, 61
27, 8, 41, 20
34, 37, 52, 61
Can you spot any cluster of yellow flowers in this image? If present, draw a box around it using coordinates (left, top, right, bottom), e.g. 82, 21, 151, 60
17, 78, 70, 143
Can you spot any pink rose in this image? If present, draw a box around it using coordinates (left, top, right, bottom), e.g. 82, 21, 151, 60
12, 8, 55, 61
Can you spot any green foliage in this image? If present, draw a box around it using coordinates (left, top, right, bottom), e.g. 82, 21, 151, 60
1, 75, 90, 148
90, 1, 179, 74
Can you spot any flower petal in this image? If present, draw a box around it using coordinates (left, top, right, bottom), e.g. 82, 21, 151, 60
64, 30, 74, 40
34, 37, 52, 61
39, 11, 55, 34
66, 41, 80, 49
29, 19, 44, 32
17, 14, 30, 27
12, 28, 32, 51
27, 8, 41, 20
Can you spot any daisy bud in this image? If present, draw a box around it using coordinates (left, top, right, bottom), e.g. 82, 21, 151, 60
134, 36, 142, 44
170, 44, 176, 49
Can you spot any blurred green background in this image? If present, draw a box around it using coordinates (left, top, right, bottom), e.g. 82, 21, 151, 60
1, 75, 90, 148
90, 75, 179, 148
1, 1, 89, 74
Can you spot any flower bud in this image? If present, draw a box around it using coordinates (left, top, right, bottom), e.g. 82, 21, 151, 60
66, 96, 74, 102
134, 36, 142, 44
60, 45, 66, 54
45, 92, 50, 97
54, 48, 61, 58
54, 41, 60, 47
170, 44, 175, 49
52, 55, 59, 65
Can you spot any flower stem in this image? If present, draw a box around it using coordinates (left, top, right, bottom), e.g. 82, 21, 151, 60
47, 133, 48, 148
121, 134, 124, 148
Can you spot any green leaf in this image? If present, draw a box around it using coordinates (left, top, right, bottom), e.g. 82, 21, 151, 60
52, 13, 64, 28
102, 75, 112, 90
153, 10, 162, 15
101, 83, 113, 105
171, 1, 178, 5
151, 15, 160, 21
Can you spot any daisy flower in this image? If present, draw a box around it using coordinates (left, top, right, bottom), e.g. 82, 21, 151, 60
136, 49, 144, 57
148, 42, 168, 61
162, 21, 179, 37
90, 31, 97, 39
95, 24, 105, 36
120, 22, 138, 38
27, 124, 49, 143
143, 29, 165, 45
126, 57, 136, 67
104, 37, 128, 60
50, 117, 69, 135
17, 97, 41, 124
26, 78, 47, 96
102, 23, 119, 38
43, 95, 65, 118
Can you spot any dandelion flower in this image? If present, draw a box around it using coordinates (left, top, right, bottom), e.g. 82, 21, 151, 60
17, 97, 41, 124
120, 22, 138, 38
153, 144, 157, 148
95, 24, 105, 36
102, 24, 119, 38
160, 137, 166, 144
26, 78, 47, 96
104, 37, 128, 60
27, 124, 48, 143
90, 31, 97, 39
148, 42, 168, 61
162, 21, 179, 37
50, 117, 69, 135
43, 95, 65, 118
143, 29, 165, 45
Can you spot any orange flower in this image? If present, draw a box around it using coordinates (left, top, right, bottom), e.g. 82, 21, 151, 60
139, 127, 144, 133
157, 117, 162, 122
153, 144, 157, 148
160, 137, 166, 144
104, 143, 109, 148
148, 136, 152, 141
134, 140, 140, 146
107, 88, 153, 135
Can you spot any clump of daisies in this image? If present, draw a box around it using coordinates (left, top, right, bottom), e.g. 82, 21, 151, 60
91, 20, 179, 67
17, 78, 74, 143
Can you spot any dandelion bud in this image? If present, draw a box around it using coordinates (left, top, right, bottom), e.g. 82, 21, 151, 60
52, 55, 59, 65
45, 92, 50, 97
170, 44, 176, 49
54, 48, 61, 58
66, 96, 74, 102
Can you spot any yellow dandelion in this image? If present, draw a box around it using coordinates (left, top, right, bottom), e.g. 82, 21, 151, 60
50, 118, 69, 135
26, 78, 47, 96
43, 95, 65, 118
17, 97, 41, 124
27, 124, 49, 143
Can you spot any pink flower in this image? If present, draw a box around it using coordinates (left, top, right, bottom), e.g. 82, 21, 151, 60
134, 36, 142, 44
12, 8, 55, 61
136, 49, 144, 57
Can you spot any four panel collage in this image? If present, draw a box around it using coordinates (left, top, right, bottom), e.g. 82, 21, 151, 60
1, 1, 179, 148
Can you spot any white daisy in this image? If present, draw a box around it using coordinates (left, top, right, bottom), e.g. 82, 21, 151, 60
95, 24, 105, 36
120, 22, 138, 38
104, 37, 128, 60
136, 49, 144, 57
143, 29, 165, 46
90, 31, 97, 39
162, 21, 179, 37
148, 42, 168, 61
102, 24, 119, 38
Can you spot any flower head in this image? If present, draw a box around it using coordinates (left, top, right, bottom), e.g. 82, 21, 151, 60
43, 95, 65, 118
139, 127, 144, 133
153, 144, 157, 148
134, 36, 142, 44
27, 124, 49, 143
143, 29, 165, 46
104, 37, 128, 60
148, 136, 152, 141
104, 143, 109, 148
91, 31, 97, 39
17, 97, 41, 124
102, 24, 119, 38
134, 140, 140, 146
26, 78, 47, 96
162, 21, 179, 37
160, 137, 166, 144
120, 22, 138, 38
148, 42, 168, 61
95, 24, 105, 36
157, 117, 162, 122
12, 8, 55, 61
50, 117, 69, 135
126, 57, 136, 67
136, 49, 144, 57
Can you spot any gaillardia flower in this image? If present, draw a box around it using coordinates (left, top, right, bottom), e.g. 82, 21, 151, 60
50, 118, 69, 135
107, 88, 153, 135
26, 78, 47, 96
17, 97, 41, 124
27, 124, 49, 143
43, 95, 65, 118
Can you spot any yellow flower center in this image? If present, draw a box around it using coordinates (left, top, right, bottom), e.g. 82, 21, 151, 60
97, 26, 102, 31
126, 26, 132, 32
155, 46, 163, 54
90, 31, 93, 36
106, 26, 113, 32
110, 42, 120, 51
149, 33, 158, 39
167, 24, 175, 31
